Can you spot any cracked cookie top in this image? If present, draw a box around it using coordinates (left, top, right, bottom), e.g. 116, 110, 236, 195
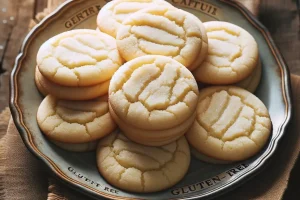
109, 55, 199, 130
96, 130, 190, 193
97, 0, 173, 38
37, 95, 117, 143
193, 21, 259, 84
37, 29, 123, 87
116, 6, 207, 70
186, 86, 271, 162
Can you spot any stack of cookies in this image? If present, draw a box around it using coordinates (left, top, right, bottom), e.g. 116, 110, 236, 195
35, 29, 123, 100
35, 0, 272, 194
109, 55, 199, 146
35, 29, 123, 151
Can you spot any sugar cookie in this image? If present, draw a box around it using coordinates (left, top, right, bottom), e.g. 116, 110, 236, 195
96, 130, 190, 193
37, 29, 123, 87
35, 67, 109, 100
37, 95, 116, 143
97, 0, 173, 38
193, 21, 259, 84
186, 86, 271, 162
116, 6, 208, 70
109, 104, 196, 146
51, 140, 98, 152
109, 55, 199, 131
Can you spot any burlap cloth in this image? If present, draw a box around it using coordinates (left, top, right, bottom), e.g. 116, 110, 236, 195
1, 1, 299, 199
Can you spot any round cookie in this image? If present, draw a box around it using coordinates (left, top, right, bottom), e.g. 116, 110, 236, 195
37, 95, 116, 143
193, 21, 259, 84
109, 104, 196, 146
97, 0, 173, 38
35, 67, 109, 100
116, 6, 208, 70
51, 140, 98, 152
186, 86, 271, 162
37, 29, 123, 87
96, 130, 190, 193
109, 55, 199, 131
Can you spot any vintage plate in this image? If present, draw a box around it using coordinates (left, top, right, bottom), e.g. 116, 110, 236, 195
10, 0, 292, 199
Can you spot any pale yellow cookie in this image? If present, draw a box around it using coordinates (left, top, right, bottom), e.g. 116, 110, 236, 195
37, 95, 117, 143
96, 130, 190, 193
97, 0, 173, 38
35, 67, 109, 100
193, 21, 259, 84
109, 55, 198, 144
51, 140, 98, 152
186, 86, 271, 162
37, 29, 123, 87
109, 104, 196, 146
116, 6, 208, 70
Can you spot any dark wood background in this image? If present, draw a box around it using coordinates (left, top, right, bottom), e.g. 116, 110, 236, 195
0, 0, 299, 199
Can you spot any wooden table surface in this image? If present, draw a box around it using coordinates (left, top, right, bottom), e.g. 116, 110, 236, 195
0, 0, 299, 199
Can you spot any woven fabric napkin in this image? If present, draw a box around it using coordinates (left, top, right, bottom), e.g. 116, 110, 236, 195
2, 0, 299, 199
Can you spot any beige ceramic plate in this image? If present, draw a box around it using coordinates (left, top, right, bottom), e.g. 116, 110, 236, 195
10, 0, 292, 199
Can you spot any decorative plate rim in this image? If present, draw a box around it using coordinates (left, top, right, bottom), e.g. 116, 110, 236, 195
9, 0, 292, 199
